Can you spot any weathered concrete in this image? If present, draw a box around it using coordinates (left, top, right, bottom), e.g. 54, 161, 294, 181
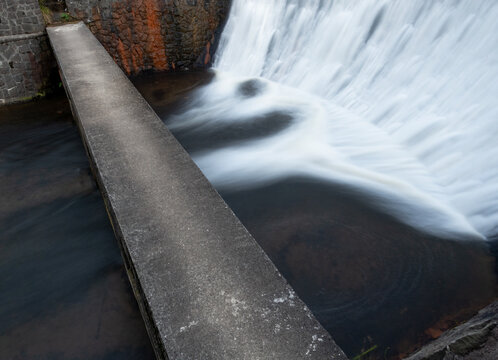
47, 22, 347, 360
406, 301, 498, 360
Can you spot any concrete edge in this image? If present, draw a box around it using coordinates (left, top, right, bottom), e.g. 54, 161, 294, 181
60, 72, 168, 360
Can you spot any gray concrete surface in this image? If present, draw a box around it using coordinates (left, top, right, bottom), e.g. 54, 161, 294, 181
47, 22, 348, 360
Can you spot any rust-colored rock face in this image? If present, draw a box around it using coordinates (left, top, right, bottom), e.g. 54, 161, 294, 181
67, 0, 230, 75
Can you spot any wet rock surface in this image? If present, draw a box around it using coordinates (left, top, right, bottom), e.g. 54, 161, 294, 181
66, 0, 230, 74
406, 301, 498, 360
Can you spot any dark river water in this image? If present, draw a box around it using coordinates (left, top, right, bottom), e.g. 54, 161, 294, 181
133, 71, 498, 360
0, 93, 155, 360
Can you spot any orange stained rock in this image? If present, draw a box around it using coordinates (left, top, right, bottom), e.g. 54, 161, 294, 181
130, 8, 144, 72
84, 0, 227, 74
424, 327, 444, 339
116, 39, 131, 74
133, 43, 145, 72
204, 40, 211, 65
143, 0, 168, 71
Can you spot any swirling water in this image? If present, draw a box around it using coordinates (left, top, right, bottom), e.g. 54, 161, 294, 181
168, 0, 498, 240
134, 65, 497, 360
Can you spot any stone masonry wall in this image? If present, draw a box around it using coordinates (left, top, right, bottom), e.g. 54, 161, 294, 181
0, 35, 53, 103
66, 0, 231, 75
0, 0, 45, 36
0, 0, 54, 104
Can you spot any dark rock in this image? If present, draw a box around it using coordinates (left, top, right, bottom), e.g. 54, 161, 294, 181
65, 0, 231, 75
406, 301, 498, 360
238, 79, 267, 97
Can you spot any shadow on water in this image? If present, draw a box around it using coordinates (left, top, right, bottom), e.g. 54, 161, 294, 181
134, 71, 498, 360
0, 93, 155, 360
171, 111, 294, 153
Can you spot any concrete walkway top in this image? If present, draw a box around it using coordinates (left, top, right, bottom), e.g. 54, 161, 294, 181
47, 22, 347, 360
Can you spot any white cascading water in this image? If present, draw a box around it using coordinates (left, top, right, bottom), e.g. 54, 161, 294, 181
168, 0, 498, 240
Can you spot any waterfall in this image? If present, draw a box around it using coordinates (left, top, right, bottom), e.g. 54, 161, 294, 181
168, 0, 498, 240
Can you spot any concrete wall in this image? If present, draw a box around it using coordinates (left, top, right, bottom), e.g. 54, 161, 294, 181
0, 0, 54, 104
66, 0, 230, 75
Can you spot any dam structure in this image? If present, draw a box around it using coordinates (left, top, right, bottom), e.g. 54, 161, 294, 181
46, 22, 347, 360
4, 0, 497, 359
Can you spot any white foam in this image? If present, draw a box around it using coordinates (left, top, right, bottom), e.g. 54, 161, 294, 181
168, 0, 498, 240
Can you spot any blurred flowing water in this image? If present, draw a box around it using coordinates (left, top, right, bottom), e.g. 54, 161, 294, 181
169, 0, 498, 240
0, 94, 155, 360
134, 1, 498, 358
